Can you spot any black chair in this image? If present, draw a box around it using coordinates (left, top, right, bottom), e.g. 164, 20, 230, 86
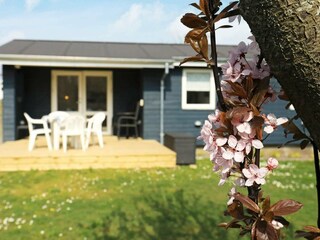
116, 100, 143, 139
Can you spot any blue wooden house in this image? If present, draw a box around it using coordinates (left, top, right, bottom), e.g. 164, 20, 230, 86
0, 39, 295, 145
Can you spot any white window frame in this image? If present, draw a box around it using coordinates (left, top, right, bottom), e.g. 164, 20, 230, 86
181, 68, 216, 110
51, 70, 113, 134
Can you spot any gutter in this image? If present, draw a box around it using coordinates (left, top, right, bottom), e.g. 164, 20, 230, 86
160, 62, 170, 144
0, 54, 175, 69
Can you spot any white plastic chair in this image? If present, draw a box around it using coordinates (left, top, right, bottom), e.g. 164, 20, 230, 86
60, 115, 86, 152
48, 111, 70, 150
24, 112, 52, 151
85, 112, 106, 148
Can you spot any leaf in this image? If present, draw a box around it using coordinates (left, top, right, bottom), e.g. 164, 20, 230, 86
255, 219, 279, 240
185, 28, 208, 41
304, 226, 320, 233
199, 0, 210, 17
234, 193, 260, 213
199, 34, 209, 60
215, 25, 233, 30
179, 54, 204, 66
190, 3, 201, 11
300, 139, 310, 150
227, 80, 247, 99
213, 1, 239, 24
250, 77, 270, 106
268, 199, 303, 216
262, 196, 270, 214
251, 116, 265, 129
244, 76, 254, 100
282, 120, 308, 141
181, 13, 207, 29
227, 200, 244, 219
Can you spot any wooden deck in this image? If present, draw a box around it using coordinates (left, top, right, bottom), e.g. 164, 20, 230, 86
0, 136, 176, 171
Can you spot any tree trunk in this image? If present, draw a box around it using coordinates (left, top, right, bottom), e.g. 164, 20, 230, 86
239, 0, 320, 148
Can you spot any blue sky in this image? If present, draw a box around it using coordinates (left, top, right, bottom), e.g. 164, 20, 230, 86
0, 0, 251, 45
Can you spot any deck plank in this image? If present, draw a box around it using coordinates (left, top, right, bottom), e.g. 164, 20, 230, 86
0, 136, 176, 171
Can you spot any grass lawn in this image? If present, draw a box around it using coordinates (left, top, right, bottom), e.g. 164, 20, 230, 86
0, 159, 317, 239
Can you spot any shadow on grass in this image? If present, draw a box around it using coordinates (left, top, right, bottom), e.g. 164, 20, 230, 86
86, 189, 229, 240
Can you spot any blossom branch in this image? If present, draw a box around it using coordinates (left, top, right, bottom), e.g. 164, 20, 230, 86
209, 5, 227, 112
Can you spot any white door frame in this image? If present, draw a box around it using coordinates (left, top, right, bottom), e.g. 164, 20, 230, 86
51, 70, 113, 135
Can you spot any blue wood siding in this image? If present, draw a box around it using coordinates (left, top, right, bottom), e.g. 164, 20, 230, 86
142, 68, 213, 143
142, 69, 162, 141
2, 64, 297, 146
142, 68, 298, 146
3, 66, 17, 141
164, 68, 212, 144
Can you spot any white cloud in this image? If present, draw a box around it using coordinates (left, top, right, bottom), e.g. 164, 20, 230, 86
113, 4, 143, 32
25, 0, 41, 12
106, 2, 166, 41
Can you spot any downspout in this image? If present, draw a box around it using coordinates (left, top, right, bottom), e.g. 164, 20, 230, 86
160, 62, 169, 144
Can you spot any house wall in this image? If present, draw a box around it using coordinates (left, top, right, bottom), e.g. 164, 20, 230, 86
142, 67, 297, 146
2, 66, 142, 141
3, 65, 17, 141
142, 68, 211, 143
2, 64, 297, 145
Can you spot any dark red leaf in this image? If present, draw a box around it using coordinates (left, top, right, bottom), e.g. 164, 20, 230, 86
184, 36, 201, 53
213, 1, 239, 23
227, 80, 247, 99
262, 196, 271, 214
256, 219, 279, 240
215, 25, 233, 30
300, 139, 310, 150
199, 0, 210, 17
268, 199, 303, 216
234, 193, 260, 213
282, 120, 308, 141
181, 13, 207, 29
227, 200, 244, 219
190, 3, 201, 11
179, 54, 204, 66
304, 226, 320, 233
199, 34, 209, 60
185, 28, 208, 41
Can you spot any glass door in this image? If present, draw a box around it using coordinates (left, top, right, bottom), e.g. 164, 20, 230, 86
51, 70, 113, 135
51, 71, 82, 113
83, 71, 113, 135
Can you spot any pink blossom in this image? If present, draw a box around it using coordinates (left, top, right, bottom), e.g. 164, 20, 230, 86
267, 157, 279, 170
227, 187, 236, 205
242, 164, 269, 186
230, 107, 254, 134
264, 113, 288, 134
208, 109, 222, 127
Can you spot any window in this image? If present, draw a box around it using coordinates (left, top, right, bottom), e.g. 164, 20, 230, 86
181, 69, 216, 110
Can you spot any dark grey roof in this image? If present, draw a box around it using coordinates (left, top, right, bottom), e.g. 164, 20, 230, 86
0, 39, 233, 60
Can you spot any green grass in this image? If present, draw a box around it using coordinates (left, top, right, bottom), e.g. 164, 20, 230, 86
0, 159, 317, 239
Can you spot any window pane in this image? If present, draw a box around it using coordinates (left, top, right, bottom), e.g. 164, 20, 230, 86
57, 76, 78, 111
86, 76, 107, 111
187, 91, 210, 104
186, 72, 211, 91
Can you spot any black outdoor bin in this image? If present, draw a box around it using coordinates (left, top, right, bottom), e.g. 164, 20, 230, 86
164, 132, 196, 165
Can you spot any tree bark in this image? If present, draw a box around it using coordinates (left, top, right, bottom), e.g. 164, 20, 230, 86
239, 0, 320, 148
